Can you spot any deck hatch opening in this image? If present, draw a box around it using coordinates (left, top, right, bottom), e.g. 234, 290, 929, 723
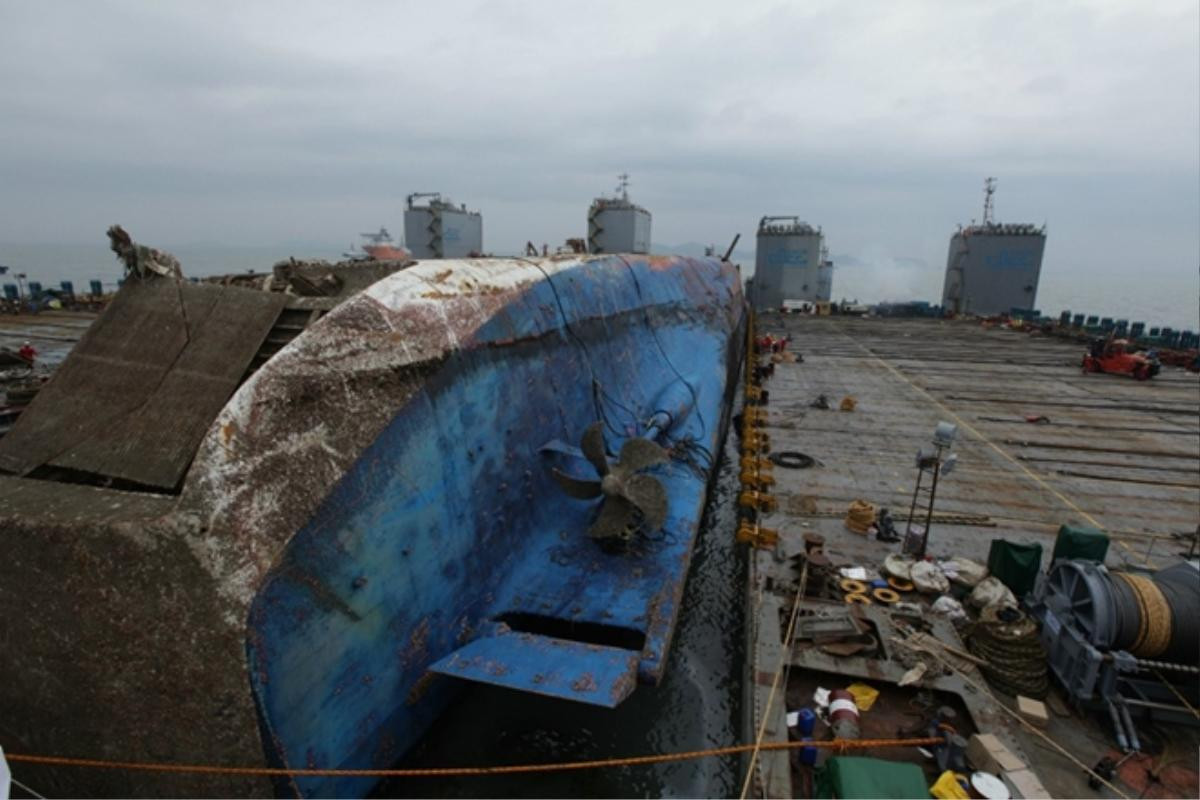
494, 612, 646, 652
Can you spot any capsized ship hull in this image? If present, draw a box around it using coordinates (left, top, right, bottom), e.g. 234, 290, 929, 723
0, 254, 743, 797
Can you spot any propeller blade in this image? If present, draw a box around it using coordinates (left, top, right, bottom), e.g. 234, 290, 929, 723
580, 422, 610, 477
551, 468, 603, 499
588, 495, 637, 540
624, 474, 668, 533
615, 437, 667, 474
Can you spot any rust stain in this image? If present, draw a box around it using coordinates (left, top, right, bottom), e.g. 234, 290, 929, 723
609, 661, 638, 704
277, 563, 361, 621
571, 672, 598, 693
405, 671, 437, 706
406, 617, 431, 667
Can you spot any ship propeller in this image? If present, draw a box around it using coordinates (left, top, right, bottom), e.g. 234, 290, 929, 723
552, 422, 669, 543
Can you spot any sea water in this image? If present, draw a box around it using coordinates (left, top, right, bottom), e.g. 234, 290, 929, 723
1, 242, 1198, 331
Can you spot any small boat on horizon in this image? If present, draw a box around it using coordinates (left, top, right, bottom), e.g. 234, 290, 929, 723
343, 226, 412, 262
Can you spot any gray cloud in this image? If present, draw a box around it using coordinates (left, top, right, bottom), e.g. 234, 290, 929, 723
0, 0, 1196, 323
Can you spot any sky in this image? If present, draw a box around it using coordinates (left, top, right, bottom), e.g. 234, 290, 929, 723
1, 0, 1197, 319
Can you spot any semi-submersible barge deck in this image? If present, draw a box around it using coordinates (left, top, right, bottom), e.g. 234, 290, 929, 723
1, 289, 1197, 799
742, 313, 1199, 800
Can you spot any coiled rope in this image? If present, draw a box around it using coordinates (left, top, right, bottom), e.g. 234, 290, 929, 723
967, 609, 1049, 699
1114, 572, 1173, 658
844, 500, 875, 534
4, 737, 942, 779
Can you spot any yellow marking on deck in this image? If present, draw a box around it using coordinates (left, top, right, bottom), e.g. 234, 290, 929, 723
838, 327, 1155, 567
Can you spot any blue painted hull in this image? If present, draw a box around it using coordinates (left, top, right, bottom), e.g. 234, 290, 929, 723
244, 254, 743, 796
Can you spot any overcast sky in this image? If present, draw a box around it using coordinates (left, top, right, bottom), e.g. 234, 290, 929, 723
1, 1, 1197, 315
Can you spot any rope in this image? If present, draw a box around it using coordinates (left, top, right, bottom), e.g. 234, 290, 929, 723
967, 612, 1050, 699
3, 737, 942, 780
844, 500, 875, 534
915, 646, 1131, 800
10, 775, 47, 799
1152, 668, 1200, 720
1115, 573, 1173, 658
738, 551, 808, 800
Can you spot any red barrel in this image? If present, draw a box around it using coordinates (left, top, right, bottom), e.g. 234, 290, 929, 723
829, 689, 860, 739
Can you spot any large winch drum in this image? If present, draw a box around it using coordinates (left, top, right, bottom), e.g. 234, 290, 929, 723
1040, 560, 1199, 664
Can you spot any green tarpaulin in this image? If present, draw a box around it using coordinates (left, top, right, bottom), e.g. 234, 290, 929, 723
815, 756, 930, 799
1052, 524, 1109, 564
988, 539, 1044, 599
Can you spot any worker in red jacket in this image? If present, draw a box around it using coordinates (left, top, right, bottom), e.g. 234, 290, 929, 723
17, 341, 36, 365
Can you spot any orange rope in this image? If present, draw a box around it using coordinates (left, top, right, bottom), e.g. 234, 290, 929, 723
5, 737, 940, 779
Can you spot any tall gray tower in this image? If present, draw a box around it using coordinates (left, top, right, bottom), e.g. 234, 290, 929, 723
587, 174, 651, 254
942, 179, 1046, 315
403, 193, 483, 259
752, 216, 826, 311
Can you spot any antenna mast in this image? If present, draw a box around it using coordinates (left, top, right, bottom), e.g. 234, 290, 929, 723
616, 173, 630, 201
982, 177, 997, 225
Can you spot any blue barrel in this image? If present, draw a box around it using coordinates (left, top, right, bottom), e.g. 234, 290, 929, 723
90, 280, 103, 296
1179, 331, 1197, 349
3, 283, 17, 300
1100, 317, 1114, 331
1072, 313, 1085, 328
1085, 315, 1099, 327
1059, 310, 1071, 325
27, 281, 42, 296
1149, 327, 1160, 338
1130, 322, 1145, 339
60, 280, 74, 296
798, 708, 817, 765
1114, 320, 1128, 338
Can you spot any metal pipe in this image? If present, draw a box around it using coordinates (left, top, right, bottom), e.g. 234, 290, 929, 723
1118, 700, 1141, 752
1106, 699, 1128, 751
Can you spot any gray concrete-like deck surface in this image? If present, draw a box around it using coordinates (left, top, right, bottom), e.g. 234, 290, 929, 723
744, 315, 1199, 799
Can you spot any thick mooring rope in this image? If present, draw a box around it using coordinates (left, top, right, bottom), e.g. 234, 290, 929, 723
1115, 572, 1173, 658
4, 737, 944, 780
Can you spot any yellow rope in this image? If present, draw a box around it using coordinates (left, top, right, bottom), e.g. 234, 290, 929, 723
1152, 668, 1200, 720
844, 499, 875, 534
1115, 573, 1173, 658
739, 554, 808, 800
4, 736, 942, 779
916, 647, 1132, 800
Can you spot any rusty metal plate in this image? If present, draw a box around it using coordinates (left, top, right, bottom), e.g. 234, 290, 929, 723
0, 280, 285, 489
427, 631, 640, 708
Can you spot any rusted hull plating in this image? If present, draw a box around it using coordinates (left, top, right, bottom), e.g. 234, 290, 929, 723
0, 254, 743, 798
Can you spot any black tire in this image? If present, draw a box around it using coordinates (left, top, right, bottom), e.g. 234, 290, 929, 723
770, 451, 815, 469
